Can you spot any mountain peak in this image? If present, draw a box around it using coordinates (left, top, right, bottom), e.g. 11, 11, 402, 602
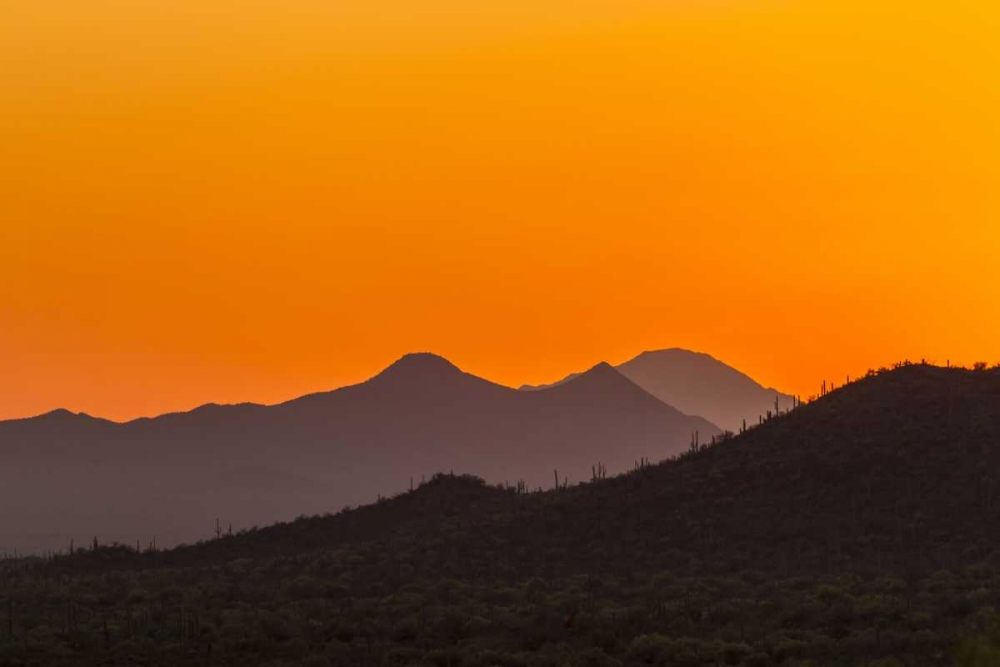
637, 348, 713, 360
38, 408, 100, 422
384, 352, 460, 373
618, 349, 794, 432
0, 408, 111, 428
556, 361, 643, 394
580, 361, 619, 378
371, 353, 465, 384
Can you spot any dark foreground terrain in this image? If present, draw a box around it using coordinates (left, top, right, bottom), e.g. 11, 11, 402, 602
3, 363, 1000, 666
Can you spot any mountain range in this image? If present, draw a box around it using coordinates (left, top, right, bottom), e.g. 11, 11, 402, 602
30, 362, 1000, 667
522, 348, 795, 433
0, 352, 723, 552
148, 362, 1000, 576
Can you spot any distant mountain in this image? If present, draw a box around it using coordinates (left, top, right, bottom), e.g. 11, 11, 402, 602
0, 353, 718, 552
521, 348, 794, 433
37, 363, 1000, 667
143, 362, 1000, 576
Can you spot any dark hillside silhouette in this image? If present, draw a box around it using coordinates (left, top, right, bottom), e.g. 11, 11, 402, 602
7, 362, 1000, 666
522, 348, 795, 433
0, 353, 718, 552
77, 361, 1000, 574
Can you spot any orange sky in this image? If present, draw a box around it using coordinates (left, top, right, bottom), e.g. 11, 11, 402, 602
1, 0, 998, 421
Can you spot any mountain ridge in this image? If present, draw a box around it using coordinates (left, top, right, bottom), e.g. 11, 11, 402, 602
143, 362, 1000, 572
522, 347, 795, 433
0, 352, 719, 552
15, 362, 1000, 667
63, 362, 1000, 577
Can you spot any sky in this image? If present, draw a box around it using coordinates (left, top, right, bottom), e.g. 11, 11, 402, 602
1, 0, 998, 421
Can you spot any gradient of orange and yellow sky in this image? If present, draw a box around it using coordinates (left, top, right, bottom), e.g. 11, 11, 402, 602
1, 0, 998, 421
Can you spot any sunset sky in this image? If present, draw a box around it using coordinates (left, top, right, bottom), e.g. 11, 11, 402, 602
1, 0, 998, 421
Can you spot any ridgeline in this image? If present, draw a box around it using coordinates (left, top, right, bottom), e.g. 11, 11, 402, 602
4, 362, 1000, 666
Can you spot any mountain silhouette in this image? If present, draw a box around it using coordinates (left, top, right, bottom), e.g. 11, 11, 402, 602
0, 353, 718, 552
521, 348, 794, 433
19, 362, 1000, 667
149, 362, 1000, 577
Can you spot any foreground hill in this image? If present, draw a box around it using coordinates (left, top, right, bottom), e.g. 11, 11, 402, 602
0, 353, 718, 552
522, 348, 796, 433
7, 362, 1000, 666
74, 361, 1000, 574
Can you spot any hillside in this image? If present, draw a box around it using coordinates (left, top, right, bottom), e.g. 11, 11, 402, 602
522, 348, 796, 433
6, 363, 1000, 666
0, 353, 718, 552
59, 361, 1000, 573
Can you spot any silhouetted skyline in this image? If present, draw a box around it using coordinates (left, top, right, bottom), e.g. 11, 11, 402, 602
0, 351, 722, 552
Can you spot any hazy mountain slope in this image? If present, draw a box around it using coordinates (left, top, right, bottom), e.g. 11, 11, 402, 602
522, 348, 795, 433
616, 349, 796, 433
0, 353, 718, 552
144, 362, 1000, 574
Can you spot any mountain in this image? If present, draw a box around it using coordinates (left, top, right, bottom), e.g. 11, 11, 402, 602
23, 362, 1000, 666
148, 361, 1000, 573
521, 348, 795, 433
0, 353, 718, 552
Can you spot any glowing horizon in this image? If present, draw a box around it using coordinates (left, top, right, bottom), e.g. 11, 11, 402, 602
2, 0, 998, 421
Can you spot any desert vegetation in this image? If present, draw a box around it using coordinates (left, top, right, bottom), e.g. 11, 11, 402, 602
2, 362, 1000, 666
